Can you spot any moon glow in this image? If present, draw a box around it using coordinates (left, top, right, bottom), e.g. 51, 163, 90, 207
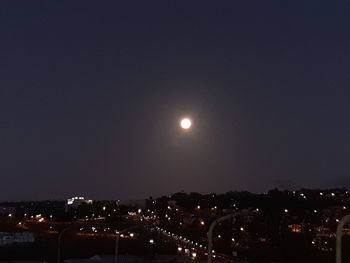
180, 118, 192, 129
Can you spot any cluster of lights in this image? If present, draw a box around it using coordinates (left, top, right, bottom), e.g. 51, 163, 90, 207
77, 226, 126, 236
211, 206, 217, 211
67, 196, 93, 205
14, 189, 349, 257
149, 191, 350, 258
310, 239, 334, 252
177, 246, 198, 258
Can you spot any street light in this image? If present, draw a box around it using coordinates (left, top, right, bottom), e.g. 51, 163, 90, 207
57, 224, 75, 263
207, 213, 237, 263
114, 225, 139, 263
336, 214, 350, 263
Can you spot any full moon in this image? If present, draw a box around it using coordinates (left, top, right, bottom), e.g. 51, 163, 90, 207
180, 118, 192, 129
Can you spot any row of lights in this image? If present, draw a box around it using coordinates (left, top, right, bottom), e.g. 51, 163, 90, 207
155, 226, 234, 260
156, 226, 207, 251
292, 191, 350, 198
164, 205, 346, 217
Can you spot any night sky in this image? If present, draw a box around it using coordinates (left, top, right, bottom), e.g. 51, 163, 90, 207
1, 1, 350, 201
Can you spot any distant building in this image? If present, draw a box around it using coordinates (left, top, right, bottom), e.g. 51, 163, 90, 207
66, 197, 93, 211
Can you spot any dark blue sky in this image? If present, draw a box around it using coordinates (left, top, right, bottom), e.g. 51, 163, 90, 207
1, 1, 350, 201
